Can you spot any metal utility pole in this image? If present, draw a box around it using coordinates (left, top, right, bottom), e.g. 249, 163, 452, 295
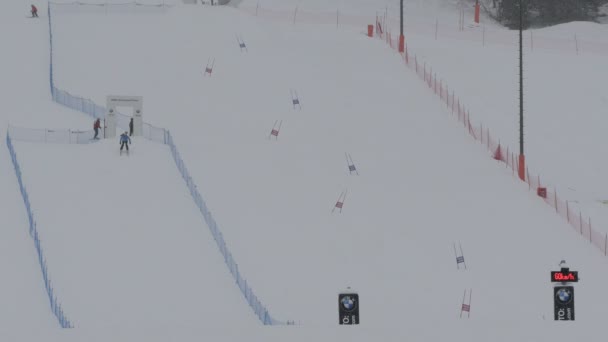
518, 0, 525, 181
399, 0, 405, 52
400, 0, 404, 37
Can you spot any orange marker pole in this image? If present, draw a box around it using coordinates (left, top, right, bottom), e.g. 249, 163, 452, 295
518, 154, 526, 182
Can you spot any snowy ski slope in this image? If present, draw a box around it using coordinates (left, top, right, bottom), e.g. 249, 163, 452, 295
50, 0, 608, 324
12, 138, 259, 328
402, 22, 608, 233
1, 0, 608, 340
0, 0, 91, 330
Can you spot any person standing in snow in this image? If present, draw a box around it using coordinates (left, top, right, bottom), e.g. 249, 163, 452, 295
129, 118, 134, 136
120, 131, 131, 152
31, 4, 38, 18
93, 118, 101, 139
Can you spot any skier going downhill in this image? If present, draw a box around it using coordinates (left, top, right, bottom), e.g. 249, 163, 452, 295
119, 131, 131, 153
31, 4, 38, 18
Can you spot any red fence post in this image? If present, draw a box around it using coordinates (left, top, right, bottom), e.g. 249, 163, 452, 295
512, 153, 515, 175
368, 25, 374, 37
589, 218, 592, 243
424, 64, 427, 82
487, 128, 490, 149
434, 74, 438, 94
462, 108, 465, 126
474, 0, 480, 24
399, 34, 405, 52
452, 93, 455, 113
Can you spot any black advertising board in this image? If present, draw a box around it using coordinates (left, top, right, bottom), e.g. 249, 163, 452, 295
338, 293, 359, 325
554, 286, 575, 321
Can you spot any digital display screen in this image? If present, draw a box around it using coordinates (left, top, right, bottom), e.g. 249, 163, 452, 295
551, 271, 578, 282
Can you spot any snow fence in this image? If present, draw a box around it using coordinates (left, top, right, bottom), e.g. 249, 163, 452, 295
45, 4, 285, 325
375, 29, 608, 256
47, 4, 167, 145
5, 132, 73, 328
49, 1, 173, 15
8, 125, 97, 144
237, 5, 608, 55
166, 131, 281, 325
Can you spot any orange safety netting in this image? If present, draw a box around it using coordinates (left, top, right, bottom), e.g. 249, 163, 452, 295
375, 28, 608, 256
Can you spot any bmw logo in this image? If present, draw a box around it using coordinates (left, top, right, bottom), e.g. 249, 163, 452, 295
556, 288, 572, 304
341, 296, 357, 312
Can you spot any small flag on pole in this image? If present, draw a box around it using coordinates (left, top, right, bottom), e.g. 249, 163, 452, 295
290, 89, 301, 110
460, 289, 472, 318
345, 153, 359, 175
236, 35, 248, 52
332, 190, 348, 214
268, 120, 282, 140
204, 57, 215, 77
453, 242, 467, 270
376, 15, 384, 36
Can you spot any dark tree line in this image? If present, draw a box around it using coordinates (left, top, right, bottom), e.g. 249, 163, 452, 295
494, 0, 608, 28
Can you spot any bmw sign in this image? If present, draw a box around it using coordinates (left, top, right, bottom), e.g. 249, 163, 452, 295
339, 293, 359, 325
554, 286, 575, 320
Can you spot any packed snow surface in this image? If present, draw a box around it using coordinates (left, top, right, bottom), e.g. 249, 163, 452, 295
13, 138, 259, 328
1, 0, 608, 341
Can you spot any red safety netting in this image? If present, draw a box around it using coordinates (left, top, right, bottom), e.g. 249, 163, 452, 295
375, 26, 608, 257
237, 6, 608, 55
